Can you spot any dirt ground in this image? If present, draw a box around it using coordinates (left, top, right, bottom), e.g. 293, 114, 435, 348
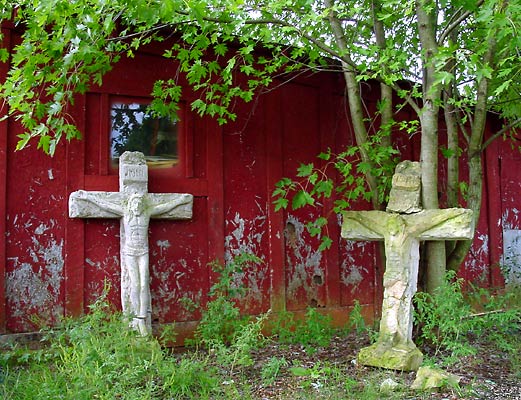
237, 332, 521, 399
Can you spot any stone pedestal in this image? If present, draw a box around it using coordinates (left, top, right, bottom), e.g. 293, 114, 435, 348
358, 341, 423, 371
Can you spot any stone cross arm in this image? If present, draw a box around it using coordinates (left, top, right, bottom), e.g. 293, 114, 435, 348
407, 208, 474, 240
341, 210, 388, 240
341, 208, 474, 241
147, 193, 193, 220
69, 191, 193, 220
69, 190, 124, 219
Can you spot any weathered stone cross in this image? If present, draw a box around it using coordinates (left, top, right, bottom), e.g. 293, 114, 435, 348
69, 151, 193, 336
341, 161, 473, 371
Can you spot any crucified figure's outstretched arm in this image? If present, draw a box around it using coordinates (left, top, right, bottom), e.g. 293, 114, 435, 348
407, 208, 473, 237
342, 210, 390, 240
73, 190, 124, 216
149, 193, 193, 216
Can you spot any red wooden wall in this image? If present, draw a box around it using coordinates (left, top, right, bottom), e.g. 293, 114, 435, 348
1, 25, 519, 336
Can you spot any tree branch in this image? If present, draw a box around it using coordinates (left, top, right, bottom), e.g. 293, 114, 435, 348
391, 81, 422, 115
481, 117, 521, 151
437, 0, 485, 45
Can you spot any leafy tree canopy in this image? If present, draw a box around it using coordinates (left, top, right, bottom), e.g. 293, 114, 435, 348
0, 0, 519, 155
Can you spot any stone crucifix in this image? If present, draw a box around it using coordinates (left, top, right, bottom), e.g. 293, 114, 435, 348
69, 152, 193, 336
341, 161, 473, 371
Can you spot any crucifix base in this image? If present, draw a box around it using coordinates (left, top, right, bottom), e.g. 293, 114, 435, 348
357, 341, 423, 371
128, 313, 152, 337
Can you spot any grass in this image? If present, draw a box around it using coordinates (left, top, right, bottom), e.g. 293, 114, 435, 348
1, 272, 519, 399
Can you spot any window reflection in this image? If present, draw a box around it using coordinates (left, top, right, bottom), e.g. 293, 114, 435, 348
110, 102, 179, 169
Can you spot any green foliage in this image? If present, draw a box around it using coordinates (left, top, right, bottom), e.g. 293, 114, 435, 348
0, 0, 294, 154
3, 0, 520, 286
273, 130, 399, 250
1, 283, 518, 399
297, 308, 335, 349
465, 285, 521, 358
185, 254, 269, 375
0, 292, 221, 399
194, 295, 246, 346
260, 356, 288, 385
190, 253, 263, 347
288, 361, 355, 395
414, 271, 521, 364
158, 355, 220, 399
267, 309, 298, 343
347, 299, 377, 343
269, 307, 335, 354
208, 252, 263, 299
414, 273, 476, 360
211, 313, 268, 373
2, 0, 519, 156
347, 299, 367, 335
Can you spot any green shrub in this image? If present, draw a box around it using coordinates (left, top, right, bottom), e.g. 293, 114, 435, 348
414, 271, 521, 364
190, 253, 263, 348
270, 307, 334, 353
261, 356, 288, 385
0, 292, 221, 400
414, 272, 475, 359
268, 309, 298, 343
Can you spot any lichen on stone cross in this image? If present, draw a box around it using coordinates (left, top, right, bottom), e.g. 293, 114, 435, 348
341, 161, 473, 371
69, 151, 193, 336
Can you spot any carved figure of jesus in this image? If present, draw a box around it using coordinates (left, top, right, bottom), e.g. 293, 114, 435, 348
343, 209, 472, 347
73, 190, 192, 335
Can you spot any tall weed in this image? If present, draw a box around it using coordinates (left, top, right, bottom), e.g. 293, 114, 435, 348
0, 292, 221, 399
414, 272, 475, 358
270, 307, 334, 353
414, 271, 521, 364
190, 253, 264, 348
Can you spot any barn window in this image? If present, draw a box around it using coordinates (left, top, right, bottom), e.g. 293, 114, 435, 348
110, 100, 179, 170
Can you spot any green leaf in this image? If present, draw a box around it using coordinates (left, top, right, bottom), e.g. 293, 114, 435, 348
476, 65, 493, 81
318, 236, 333, 251
296, 163, 314, 177
305, 172, 316, 186
440, 147, 456, 158
317, 150, 331, 161
214, 43, 228, 56
15, 133, 31, 151
289, 367, 311, 376
275, 177, 294, 188
292, 190, 314, 209
494, 79, 512, 97
313, 180, 333, 197
37, 135, 51, 153
0, 48, 8, 63
273, 197, 289, 212
191, 99, 207, 115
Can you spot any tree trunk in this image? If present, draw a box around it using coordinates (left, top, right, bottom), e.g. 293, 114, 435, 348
420, 106, 447, 292
447, 34, 496, 271
446, 153, 481, 271
325, 0, 381, 209
444, 89, 460, 207
444, 75, 460, 255
417, 0, 446, 293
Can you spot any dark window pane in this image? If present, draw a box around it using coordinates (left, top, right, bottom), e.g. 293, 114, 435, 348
110, 102, 179, 169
